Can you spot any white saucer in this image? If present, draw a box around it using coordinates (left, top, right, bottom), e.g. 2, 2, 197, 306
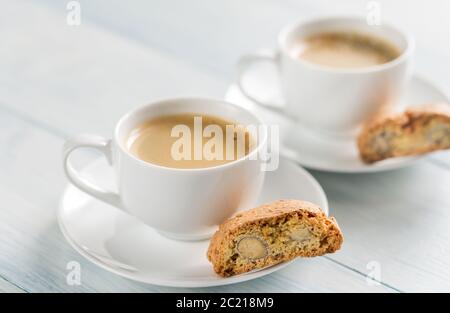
226, 72, 450, 173
58, 157, 329, 287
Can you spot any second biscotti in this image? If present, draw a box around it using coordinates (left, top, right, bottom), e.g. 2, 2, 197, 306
358, 103, 450, 163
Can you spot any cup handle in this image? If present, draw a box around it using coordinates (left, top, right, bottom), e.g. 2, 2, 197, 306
236, 50, 286, 115
63, 134, 122, 209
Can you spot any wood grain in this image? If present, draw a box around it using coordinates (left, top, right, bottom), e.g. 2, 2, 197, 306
312, 162, 450, 292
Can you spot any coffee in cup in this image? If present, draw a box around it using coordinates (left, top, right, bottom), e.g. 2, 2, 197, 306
126, 113, 254, 169
291, 31, 401, 68
63, 98, 267, 241
237, 16, 414, 137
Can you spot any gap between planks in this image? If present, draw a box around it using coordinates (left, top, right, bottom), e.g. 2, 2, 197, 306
0, 275, 27, 293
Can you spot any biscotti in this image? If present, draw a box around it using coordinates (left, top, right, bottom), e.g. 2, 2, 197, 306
207, 200, 343, 277
358, 103, 450, 163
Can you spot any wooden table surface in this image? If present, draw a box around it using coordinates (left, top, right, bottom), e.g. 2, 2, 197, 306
1, 0, 449, 293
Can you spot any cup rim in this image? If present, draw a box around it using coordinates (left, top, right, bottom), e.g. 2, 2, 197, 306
114, 97, 268, 172
278, 15, 415, 74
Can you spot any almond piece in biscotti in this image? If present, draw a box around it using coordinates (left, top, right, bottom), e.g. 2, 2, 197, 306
236, 236, 268, 260
289, 226, 312, 243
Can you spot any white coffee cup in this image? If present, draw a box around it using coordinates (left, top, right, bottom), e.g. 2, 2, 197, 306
63, 98, 267, 241
237, 16, 414, 138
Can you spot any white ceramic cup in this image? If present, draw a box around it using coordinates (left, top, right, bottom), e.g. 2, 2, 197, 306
63, 98, 267, 241
237, 16, 414, 138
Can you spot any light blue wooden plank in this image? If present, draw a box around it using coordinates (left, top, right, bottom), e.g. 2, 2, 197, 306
0, 0, 227, 138
311, 161, 450, 292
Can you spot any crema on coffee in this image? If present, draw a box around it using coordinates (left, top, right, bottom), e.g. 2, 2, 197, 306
291, 31, 401, 68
